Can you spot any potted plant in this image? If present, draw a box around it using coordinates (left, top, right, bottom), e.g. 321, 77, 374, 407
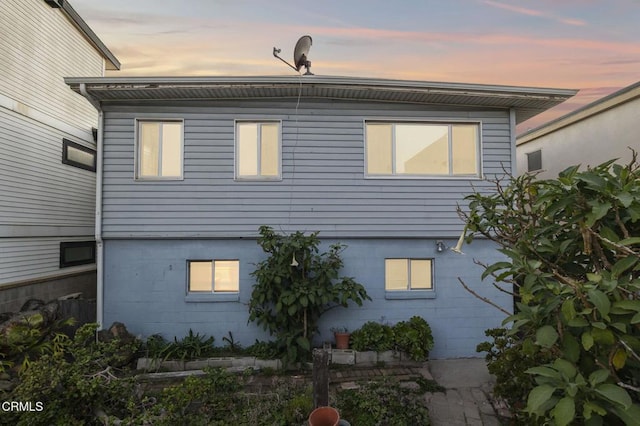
331, 327, 350, 350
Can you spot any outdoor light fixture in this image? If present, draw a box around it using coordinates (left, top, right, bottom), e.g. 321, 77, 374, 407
436, 241, 445, 253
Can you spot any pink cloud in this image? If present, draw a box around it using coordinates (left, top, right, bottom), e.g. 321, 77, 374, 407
481, 0, 587, 26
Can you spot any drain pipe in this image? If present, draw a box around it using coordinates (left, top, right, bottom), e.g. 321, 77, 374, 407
80, 83, 104, 328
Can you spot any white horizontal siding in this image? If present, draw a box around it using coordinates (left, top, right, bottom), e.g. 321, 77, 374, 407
0, 108, 96, 229
0, 0, 102, 131
101, 101, 511, 238
0, 237, 95, 286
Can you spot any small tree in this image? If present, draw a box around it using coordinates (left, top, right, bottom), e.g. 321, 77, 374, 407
248, 226, 370, 364
462, 153, 640, 425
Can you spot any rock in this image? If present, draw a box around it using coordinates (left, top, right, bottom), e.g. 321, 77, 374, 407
20, 298, 45, 312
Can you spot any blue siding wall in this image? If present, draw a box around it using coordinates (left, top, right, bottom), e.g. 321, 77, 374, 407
101, 100, 510, 239
103, 237, 511, 359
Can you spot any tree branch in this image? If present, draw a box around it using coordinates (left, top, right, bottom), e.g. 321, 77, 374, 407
457, 277, 511, 315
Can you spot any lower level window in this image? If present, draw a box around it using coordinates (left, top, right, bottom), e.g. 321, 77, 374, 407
188, 260, 239, 293
60, 241, 96, 268
385, 258, 433, 290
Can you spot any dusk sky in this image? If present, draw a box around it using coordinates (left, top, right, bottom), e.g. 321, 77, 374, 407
70, 0, 640, 133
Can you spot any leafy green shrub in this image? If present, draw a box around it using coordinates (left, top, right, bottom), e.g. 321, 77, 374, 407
350, 321, 394, 352
337, 377, 430, 425
249, 226, 370, 364
0, 313, 74, 373
477, 328, 553, 424
143, 329, 216, 361
392, 316, 434, 361
245, 339, 281, 359
7, 323, 141, 425
465, 154, 640, 425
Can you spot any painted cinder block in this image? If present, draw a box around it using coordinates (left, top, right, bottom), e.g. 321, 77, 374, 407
355, 351, 377, 366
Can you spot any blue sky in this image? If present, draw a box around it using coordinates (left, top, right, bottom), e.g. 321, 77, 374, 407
71, 0, 640, 131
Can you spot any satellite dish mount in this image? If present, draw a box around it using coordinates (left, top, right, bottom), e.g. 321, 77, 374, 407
273, 35, 313, 75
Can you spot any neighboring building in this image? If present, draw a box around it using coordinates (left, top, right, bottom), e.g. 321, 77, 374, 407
0, 0, 119, 312
66, 76, 574, 358
517, 81, 640, 178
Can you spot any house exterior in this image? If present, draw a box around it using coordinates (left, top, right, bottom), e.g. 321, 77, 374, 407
517, 81, 640, 178
0, 0, 119, 312
66, 76, 575, 358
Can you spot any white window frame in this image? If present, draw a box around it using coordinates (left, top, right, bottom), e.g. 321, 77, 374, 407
364, 120, 482, 179
186, 259, 240, 302
384, 257, 436, 300
234, 120, 282, 181
134, 119, 184, 180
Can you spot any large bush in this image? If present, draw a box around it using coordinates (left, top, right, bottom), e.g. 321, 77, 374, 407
248, 226, 370, 364
465, 155, 640, 425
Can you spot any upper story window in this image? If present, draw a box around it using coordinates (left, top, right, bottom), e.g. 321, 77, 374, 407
62, 139, 96, 172
527, 149, 542, 172
136, 120, 183, 180
235, 121, 281, 180
365, 122, 480, 177
385, 258, 433, 291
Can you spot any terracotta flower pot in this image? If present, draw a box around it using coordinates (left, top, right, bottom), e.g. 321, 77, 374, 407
309, 406, 340, 426
334, 332, 350, 349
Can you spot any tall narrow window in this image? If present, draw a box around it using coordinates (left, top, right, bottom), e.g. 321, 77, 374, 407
188, 260, 239, 293
136, 120, 183, 179
385, 258, 433, 291
236, 121, 281, 179
365, 122, 480, 177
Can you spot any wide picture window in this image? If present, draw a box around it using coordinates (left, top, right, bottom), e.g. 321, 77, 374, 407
366, 122, 479, 177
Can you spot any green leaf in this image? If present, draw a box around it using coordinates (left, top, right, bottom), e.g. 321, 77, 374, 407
612, 256, 638, 278
588, 369, 609, 387
525, 366, 560, 379
611, 402, 640, 425
287, 305, 297, 316
594, 384, 632, 410
582, 331, 594, 350
616, 192, 634, 208
553, 397, 575, 426
561, 299, 576, 321
553, 358, 577, 379
612, 300, 640, 312
631, 312, 640, 324
618, 237, 640, 246
586, 273, 602, 282
592, 328, 615, 345
527, 384, 556, 415
296, 336, 310, 351
585, 200, 611, 226
587, 289, 611, 318
563, 334, 580, 363
536, 325, 559, 348
568, 317, 589, 327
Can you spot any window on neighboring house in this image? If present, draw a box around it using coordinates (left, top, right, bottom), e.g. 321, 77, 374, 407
60, 241, 96, 268
385, 258, 433, 291
235, 121, 281, 179
62, 139, 96, 172
136, 120, 183, 179
527, 150, 542, 172
365, 122, 480, 177
188, 260, 239, 293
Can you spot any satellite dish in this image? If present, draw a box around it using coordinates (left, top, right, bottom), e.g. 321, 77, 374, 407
273, 35, 314, 75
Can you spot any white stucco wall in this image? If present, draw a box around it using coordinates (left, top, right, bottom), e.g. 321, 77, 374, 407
516, 96, 639, 179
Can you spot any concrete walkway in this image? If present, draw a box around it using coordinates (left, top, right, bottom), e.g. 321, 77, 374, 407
425, 358, 503, 426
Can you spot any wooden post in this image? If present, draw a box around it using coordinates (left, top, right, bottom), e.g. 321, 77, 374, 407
312, 348, 330, 408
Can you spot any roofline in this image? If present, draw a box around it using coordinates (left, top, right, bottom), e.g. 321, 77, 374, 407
64, 75, 576, 96
517, 80, 640, 145
52, 0, 120, 70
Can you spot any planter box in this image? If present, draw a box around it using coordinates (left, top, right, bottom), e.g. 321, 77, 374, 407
255, 359, 282, 370
355, 351, 376, 366
377, 350, 401, 364
137, 358, 185, 371
232, 357, 257, 368
331, 349, 355, 365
